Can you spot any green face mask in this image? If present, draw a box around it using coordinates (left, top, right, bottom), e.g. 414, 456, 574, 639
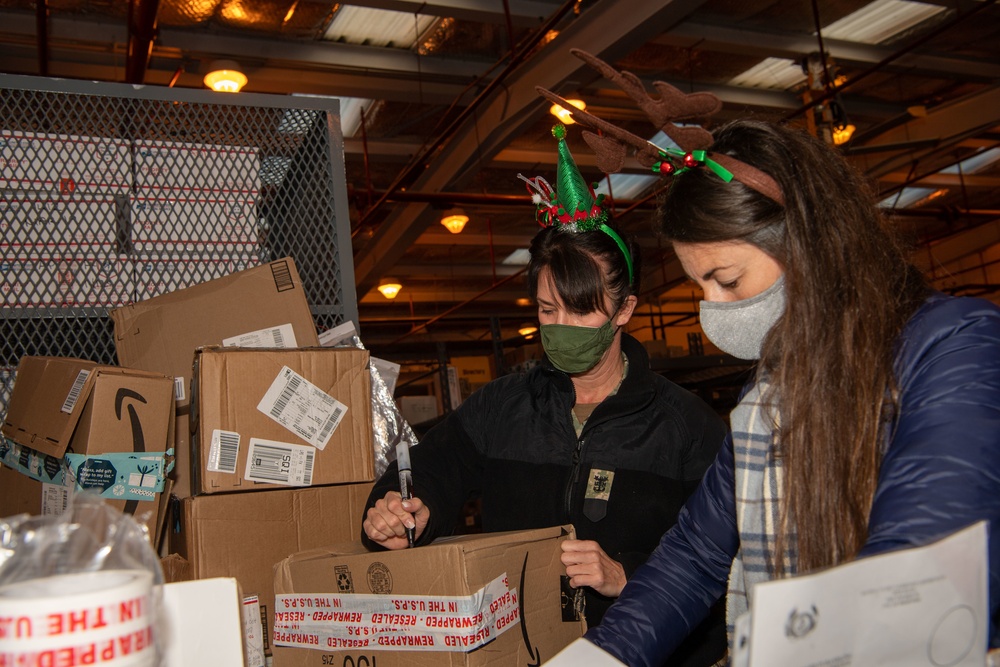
540, 319, 617, 374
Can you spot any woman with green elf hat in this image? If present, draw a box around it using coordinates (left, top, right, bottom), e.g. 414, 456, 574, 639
362, 124, 729, 666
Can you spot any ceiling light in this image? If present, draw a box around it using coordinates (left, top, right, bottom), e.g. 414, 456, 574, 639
440, 209, 469, 234
377, 277, 402, 299
203, 60, 247, 93
518, 324, 538, 337
515, 297, 532, 307
832, 124, 856, 145
549, 99, 586, 125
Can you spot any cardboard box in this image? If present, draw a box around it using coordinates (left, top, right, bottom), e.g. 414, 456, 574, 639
132, 256, 259, 299
271, 525, 586, 667
110, 257, 319, 497
170, 481, 373, 659
0, 356, 175, 545
191, 347, 373, 494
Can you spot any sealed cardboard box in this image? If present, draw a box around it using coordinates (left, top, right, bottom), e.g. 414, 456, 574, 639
0, 356, 175, 544
171, 481, 373, 660
191, 347, 373, 494
110, 257, 320, 497
272, 525, 586, 667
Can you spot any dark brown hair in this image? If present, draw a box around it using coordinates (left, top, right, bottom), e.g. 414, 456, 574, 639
526, 223, 640, 317
660, 120, 927, 574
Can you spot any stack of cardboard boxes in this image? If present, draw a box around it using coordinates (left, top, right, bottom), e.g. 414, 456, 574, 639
0, 256, 583, 665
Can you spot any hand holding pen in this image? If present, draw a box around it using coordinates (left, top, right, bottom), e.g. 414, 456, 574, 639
395, 442, 416, 548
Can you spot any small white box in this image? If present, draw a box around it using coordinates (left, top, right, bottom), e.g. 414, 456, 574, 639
0, 256, 133, 307
132, 256, 259, 299
398, 395, 439, 426
161, 577, 246, 667
130, 195, 259, 256
0, 131, 131, 194
0, 195, 121, 258
134, 140, 261, 195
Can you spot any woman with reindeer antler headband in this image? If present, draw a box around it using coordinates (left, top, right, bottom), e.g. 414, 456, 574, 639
540, 51, 1000, 664
362, 122, 730, 666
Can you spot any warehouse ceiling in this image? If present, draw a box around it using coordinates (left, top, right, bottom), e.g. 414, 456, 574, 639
1, 0, 998, 364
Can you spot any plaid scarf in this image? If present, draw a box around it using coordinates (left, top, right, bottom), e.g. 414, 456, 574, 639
725, 379, 796, 644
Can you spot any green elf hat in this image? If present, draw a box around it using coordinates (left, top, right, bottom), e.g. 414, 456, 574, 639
518, 124, 634, 285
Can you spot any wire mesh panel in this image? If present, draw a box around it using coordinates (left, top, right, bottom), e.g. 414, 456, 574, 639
0, 75, 357, 420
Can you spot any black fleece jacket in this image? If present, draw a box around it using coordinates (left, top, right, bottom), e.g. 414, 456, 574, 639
362, 334, 728, 665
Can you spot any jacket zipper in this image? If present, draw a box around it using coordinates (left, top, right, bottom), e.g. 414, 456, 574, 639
565, 434, 585, 516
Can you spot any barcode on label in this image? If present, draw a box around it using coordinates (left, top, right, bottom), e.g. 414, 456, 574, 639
60, 370, 91, 413
246, 442, 314, 485
210, 430, 240, 474
271, 260, 293, 292
317, 407, 343, 444
270, 374, 302, 419
174, 376, 186, 401
272, 327, 285, 347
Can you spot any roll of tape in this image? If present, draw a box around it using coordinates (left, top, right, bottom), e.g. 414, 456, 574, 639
0, 569, 156, 666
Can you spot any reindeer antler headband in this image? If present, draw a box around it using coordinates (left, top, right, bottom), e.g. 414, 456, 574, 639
535, 49, 785, 207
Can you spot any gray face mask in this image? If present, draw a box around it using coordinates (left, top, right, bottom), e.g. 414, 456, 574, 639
698, 275, 785, 360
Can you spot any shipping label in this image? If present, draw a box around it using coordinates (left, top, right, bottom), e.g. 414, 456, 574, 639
208, 429, 240, 474
222, 323, 297, 349
273, 573, 520, 652
244, 438, 315, 487
257, 366, 346, 451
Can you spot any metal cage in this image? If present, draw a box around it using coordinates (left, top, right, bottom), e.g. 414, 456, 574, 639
0, 74, 357, 418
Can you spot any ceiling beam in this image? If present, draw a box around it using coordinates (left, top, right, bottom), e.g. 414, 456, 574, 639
334, 0, 559, 26
653, 21, 1000, 82
851, 86, 1000, 179
353, 0, 710, 297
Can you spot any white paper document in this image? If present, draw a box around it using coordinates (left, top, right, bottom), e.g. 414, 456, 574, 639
733, 521, 988, 667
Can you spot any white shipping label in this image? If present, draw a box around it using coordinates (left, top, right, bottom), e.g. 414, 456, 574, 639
256, 366, 347, 451
40, 481, 72, 516
173, 376, 186, 402
242, 595, 266, 667
244, 438, 314, 487
222, 323, 297, 349
208, 429, 241, 474
60, 369, 91, 413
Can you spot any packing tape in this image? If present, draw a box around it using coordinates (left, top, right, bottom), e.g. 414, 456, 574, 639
0, 569, 157, 666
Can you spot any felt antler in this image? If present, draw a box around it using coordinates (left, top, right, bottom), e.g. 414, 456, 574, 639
537, 50, 784, 206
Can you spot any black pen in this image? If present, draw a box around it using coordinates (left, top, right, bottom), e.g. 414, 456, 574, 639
395, 442, 416, 548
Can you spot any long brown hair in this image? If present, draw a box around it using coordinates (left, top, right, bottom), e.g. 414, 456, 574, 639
659, 120, 927, 574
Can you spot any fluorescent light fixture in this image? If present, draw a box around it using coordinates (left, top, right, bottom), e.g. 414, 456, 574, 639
593, 130, 679, 200
503, 249, 531, 266
729, 57, 806, 90
941, 147, 1000, 175
879, 186, 937, 209
289, 95, 373, 138
324, 5, 437, 48
822, 0, 947, 44
594, 173, 659, 200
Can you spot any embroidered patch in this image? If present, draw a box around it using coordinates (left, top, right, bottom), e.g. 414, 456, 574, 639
585, 468, 614, 501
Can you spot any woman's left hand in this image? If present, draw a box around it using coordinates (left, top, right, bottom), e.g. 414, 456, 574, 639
560, 539, 627, 598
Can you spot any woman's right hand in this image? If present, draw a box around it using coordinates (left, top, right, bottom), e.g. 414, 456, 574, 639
363, 491, 430, 549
